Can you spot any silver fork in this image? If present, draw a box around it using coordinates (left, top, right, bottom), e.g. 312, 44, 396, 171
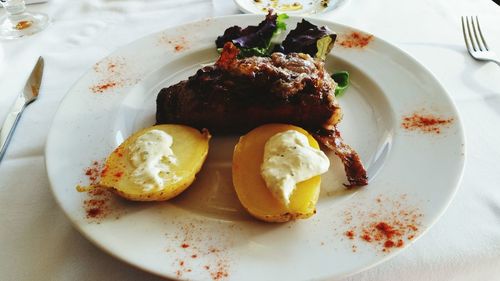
461, 16, 500, 66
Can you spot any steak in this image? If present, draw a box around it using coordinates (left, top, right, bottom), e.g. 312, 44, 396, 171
157, 42, 341, 133
156, 42, 368, 186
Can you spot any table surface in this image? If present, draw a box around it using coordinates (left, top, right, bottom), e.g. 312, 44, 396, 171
1, 0, 500, 280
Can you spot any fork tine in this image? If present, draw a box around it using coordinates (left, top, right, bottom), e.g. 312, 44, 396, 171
461, 17, 473, 53
475, 16, 489, 51
470, 16, 484, 51
465, 16, 478, 51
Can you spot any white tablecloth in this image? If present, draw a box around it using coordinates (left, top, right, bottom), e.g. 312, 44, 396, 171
1, 0, 500, 280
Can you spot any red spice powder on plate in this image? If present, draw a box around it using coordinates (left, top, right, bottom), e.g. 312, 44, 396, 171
84, 198, 107, 219
342, 194, 423, 253
175, 44, 184, 52
158, 34, 190, 52
376, 222, 399, 239
93, 57, 126, 74
90, 82, 117, 94
402, 113, 453, 134
361, 233, 372, 242
90, 56, 137, 94
166, 220, 233, 280
82, 187, 112, 221
80, 160, 113, 222
84, 161, 101, 185
338, 32, 374, 48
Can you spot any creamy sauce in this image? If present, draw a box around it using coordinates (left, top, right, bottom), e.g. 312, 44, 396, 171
129, 130, 177, 191
253, 0, 329, 14
280, 2, 303, 11
260, 130, 330, 206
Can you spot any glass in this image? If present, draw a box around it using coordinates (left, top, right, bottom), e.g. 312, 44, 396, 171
0, 0, 49, 39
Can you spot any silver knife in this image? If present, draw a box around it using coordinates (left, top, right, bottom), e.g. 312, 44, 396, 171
0, 56, 44, 163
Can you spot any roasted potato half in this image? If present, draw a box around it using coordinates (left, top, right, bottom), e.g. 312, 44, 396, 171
99, 124, 210, 201
232, 124, 321, 222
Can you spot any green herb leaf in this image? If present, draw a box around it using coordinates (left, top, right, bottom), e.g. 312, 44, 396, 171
275, 13, 289, 35
238, 47, 270, 58
332, 71, 350, 97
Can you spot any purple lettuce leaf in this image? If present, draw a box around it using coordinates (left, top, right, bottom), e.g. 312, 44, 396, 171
280, 19, 337, 59
215, 12, 279, 50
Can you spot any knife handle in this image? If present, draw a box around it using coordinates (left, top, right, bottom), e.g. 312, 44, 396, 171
0, 96, 27, 163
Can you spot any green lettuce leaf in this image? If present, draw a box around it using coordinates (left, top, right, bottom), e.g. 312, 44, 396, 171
332, 71, 350, 96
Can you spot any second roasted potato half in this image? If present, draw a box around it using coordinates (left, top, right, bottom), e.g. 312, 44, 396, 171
232, 124, 322, 222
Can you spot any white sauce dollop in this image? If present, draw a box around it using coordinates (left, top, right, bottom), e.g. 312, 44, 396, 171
260, 130, 330, 206
129, 129, 177, 191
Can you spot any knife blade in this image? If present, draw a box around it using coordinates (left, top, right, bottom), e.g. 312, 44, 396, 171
0, 56, 44, 163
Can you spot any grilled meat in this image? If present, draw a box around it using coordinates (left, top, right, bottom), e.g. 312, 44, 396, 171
313, 127, 368, 187
157, 42, 341, 133
156, 42, 367, 186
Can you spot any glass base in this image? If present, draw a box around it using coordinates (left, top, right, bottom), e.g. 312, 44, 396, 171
0, 12, 49, 40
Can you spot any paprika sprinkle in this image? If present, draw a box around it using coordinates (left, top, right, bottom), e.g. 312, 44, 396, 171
402, 113, 453, 134
337, 32, 374, 48
165, 219, 234, 280
80, 160, 114, 222
84, 161, 101, 185
90, 82, 117, 94
342, 194, 423, 253
90, 56, 138, 94
158, 35, 190, 52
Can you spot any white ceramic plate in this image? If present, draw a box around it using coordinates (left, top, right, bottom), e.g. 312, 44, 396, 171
234, 0, 349, 15
46, 15, 465, 281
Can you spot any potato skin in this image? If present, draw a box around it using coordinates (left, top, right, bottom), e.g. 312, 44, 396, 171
100, 125, 210, 201
232, 124, 321, 223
